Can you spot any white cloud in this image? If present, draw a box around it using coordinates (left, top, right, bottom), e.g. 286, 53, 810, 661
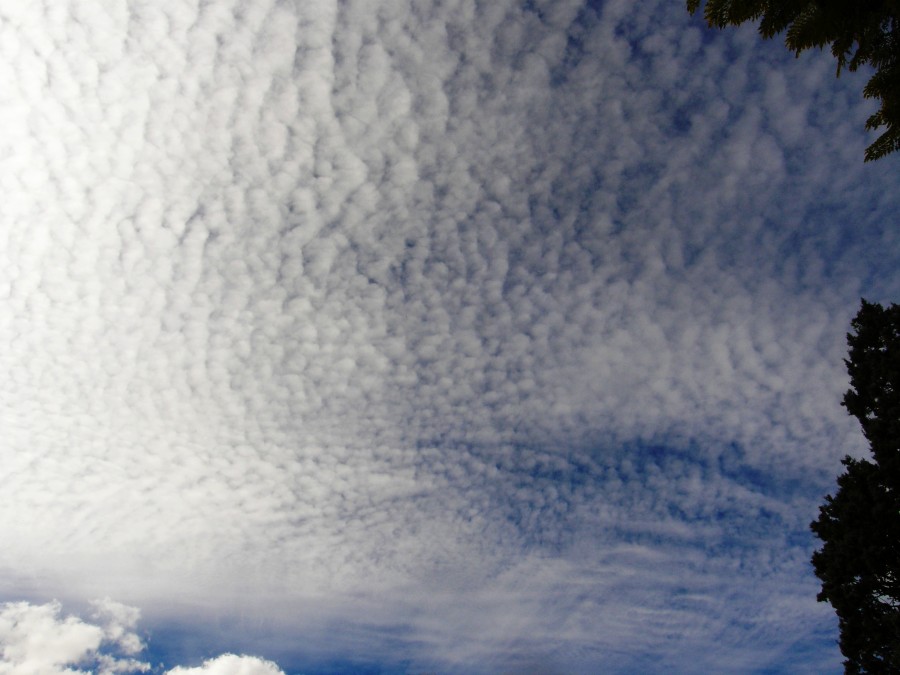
91, 599, 145, 657
0, 601, 288, 675
166, 654, 284, 675
0, 601, 100, 675
0, 0, 897, 671
0, 600, 148, 675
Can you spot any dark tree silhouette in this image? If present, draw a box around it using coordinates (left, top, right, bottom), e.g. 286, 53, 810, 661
687, 0, 900, 161
811, 300, 900, 673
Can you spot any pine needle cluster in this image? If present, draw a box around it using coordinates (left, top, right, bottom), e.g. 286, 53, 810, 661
688, 0, 900, 161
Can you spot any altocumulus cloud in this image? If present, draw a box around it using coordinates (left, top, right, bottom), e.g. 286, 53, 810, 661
0, 0, 899, 672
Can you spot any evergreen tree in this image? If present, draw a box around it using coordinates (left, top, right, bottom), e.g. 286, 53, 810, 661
811, 300, 900, 673
687, 1, 900, 161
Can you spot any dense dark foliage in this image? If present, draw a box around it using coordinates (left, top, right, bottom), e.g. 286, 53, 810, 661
811, 300, 900, 673
687, 0, 900, 161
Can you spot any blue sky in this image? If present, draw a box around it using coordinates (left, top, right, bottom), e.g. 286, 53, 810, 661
0, 0, 898, 672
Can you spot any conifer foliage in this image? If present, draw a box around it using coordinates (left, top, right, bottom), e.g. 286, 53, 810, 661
811, 300, 900, 673
687, 1, 900, 161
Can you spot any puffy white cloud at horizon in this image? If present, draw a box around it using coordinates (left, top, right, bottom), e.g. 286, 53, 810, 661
166, 655, 283, 675
0, 600, 283, 675
0, 599, 148, 674
1, 0, 898, 671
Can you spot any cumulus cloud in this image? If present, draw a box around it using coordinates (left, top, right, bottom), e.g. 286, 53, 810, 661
166, 655, 283, 675
0, 600, 148, 675
0, 601, 286, 675
0, 0, 898, 671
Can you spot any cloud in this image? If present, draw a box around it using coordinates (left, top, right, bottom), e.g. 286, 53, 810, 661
0, 0, 898, 671
91, 599, 146, 659
0, 601, 286, 675
166, 654, 284, 675
0, 600, 148, 675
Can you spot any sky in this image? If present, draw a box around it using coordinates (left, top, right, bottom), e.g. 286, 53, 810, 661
1, 0, 899, 672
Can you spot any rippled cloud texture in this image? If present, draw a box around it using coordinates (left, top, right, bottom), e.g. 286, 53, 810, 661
1, 0, 899, 672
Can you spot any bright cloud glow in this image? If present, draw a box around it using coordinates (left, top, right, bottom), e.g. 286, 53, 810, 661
0, 0, 898, 672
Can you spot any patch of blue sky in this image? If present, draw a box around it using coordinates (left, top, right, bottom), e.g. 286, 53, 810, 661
140, 615, 415, 674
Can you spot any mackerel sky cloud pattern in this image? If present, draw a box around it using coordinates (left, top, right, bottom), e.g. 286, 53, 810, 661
1, 0, 899, 672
